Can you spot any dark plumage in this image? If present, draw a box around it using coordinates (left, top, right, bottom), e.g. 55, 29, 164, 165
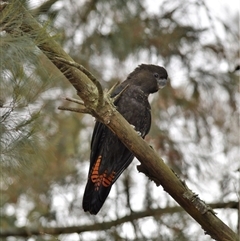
82, 64, 168, 214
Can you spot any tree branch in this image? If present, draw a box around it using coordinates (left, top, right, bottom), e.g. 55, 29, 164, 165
0, 201, 238, 238
55, 57, 104, 108
1, 1, 238, 241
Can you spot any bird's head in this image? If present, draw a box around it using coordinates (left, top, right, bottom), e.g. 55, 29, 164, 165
126, 64, 168, 95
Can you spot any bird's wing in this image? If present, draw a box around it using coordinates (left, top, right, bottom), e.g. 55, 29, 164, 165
90, 120, 134, 183
89, 121, 105, 173
83, 120, 134, 214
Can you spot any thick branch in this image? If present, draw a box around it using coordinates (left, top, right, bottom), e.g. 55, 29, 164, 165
0, 201, 238, 238
0, 0, 101, 113
1, 2, 238, 241
55, 57, 104, 108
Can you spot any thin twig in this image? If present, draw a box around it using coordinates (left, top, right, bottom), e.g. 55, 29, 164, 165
107, 81, 120, 96
58, 106, 90, 114
112, 84, 130, 103
65, 97, 85, 106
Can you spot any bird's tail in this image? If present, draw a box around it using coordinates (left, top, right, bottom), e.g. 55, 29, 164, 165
83, 155, 117, 214
82, 180, 112, 215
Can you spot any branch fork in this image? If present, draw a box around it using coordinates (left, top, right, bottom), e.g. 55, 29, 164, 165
56, 57, 127, 125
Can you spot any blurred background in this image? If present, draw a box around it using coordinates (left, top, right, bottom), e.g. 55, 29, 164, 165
0, 0, 239, 240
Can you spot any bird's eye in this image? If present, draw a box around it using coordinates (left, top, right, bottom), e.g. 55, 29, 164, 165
153, 73, 159, 78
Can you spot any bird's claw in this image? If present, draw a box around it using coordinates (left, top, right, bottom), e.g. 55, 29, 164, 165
130, 124, 142, 136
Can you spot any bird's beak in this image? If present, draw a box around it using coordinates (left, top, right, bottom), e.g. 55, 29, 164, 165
157, 78, 168, 89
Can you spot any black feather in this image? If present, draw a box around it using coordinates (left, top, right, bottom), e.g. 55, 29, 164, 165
82, 64, 168, 214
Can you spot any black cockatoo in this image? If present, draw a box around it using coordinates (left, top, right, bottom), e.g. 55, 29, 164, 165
82, 64, 168, 214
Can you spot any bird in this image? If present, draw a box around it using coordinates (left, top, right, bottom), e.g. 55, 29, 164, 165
82, 64, 168, 214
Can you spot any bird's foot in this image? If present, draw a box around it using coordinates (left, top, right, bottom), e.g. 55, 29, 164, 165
130, 124, 142, 136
